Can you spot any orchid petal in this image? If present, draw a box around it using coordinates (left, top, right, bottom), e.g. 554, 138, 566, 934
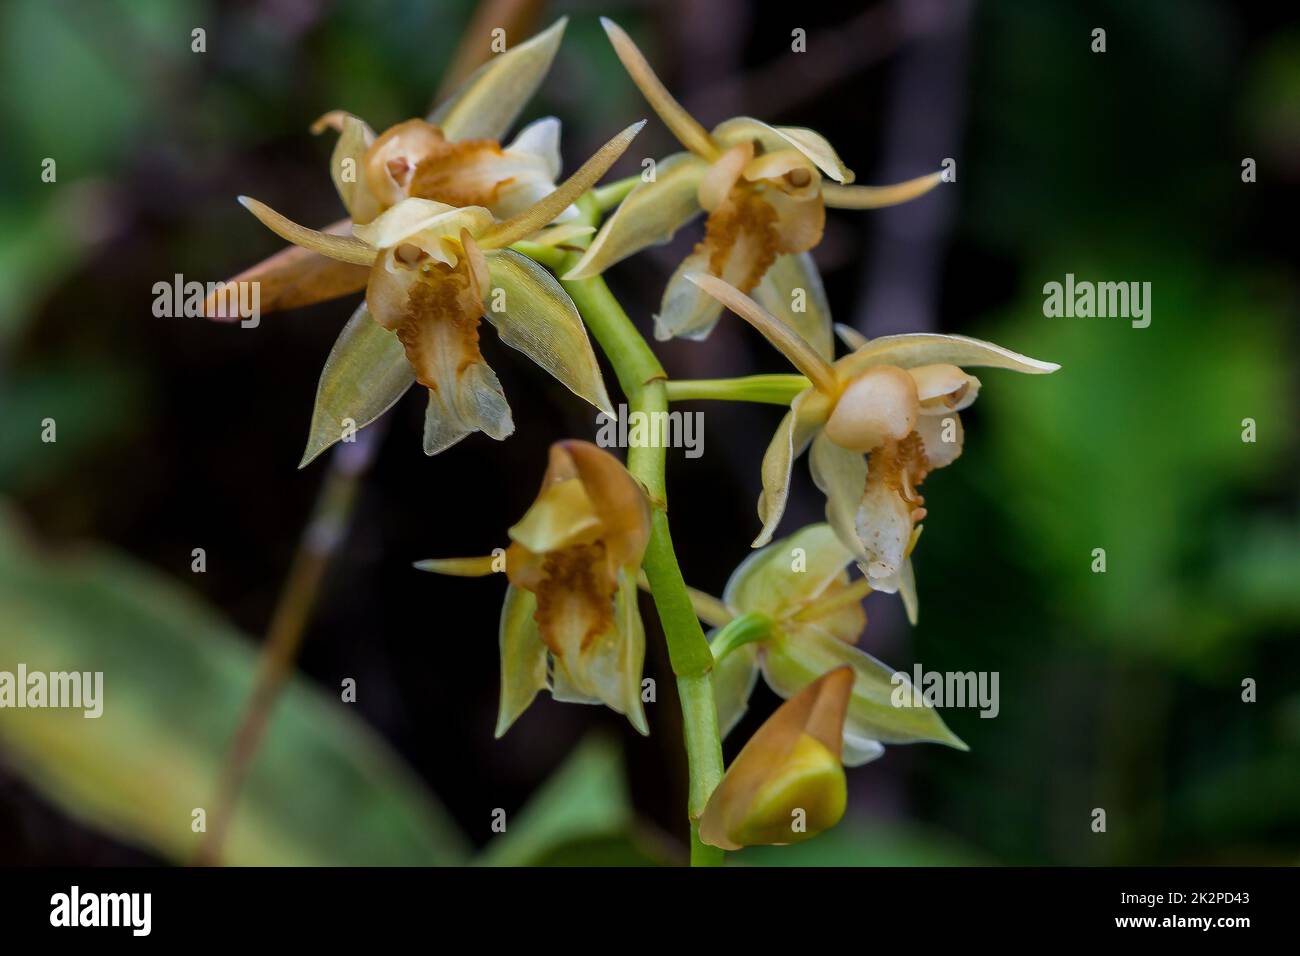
563, 152, 709, 280
314, 111, 382, 224
351, 198, 492, 251
821, 171, 943, 209
809, 432, 869, 564
686, 273, 838, 393
753, 388, 833, 547
299, 302, 415, 467
600, 18, 720, 160
726, 523, 856, 618
834, 322, 868, 351
834, 332, 1060, 380
477, 121, 646, 250
495, 585, 550, 737
422, 362, 514, 456
752, 253, 834, 361
711, 639, 760, 739
762, 627, 965, 760
484, 251, 614, 415
654, 249, 724, 341
203, 220, 369, 320
506, 116, 563, 180
238, 197, 378, 265
429, 17, 568, 142
712, 117, 854, 184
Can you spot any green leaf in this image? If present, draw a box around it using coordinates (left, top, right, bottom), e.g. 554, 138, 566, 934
474, 734, 639, 866
0, 506, 468, 865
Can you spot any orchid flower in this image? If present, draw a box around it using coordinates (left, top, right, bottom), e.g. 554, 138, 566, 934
236, 121, 644, 461
562, 17, 944, 357
698, 667, 853, 850
205, 18, 624, 463
418, 441, 652, 736
687, 273, 1059, 621
697, 523, 964, 764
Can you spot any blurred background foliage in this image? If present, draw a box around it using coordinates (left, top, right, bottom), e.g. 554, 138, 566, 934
0, 0, 1295, 865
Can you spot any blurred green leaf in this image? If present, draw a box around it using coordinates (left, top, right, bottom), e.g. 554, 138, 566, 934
474, 733, 665, 866
0, 505, 469, 865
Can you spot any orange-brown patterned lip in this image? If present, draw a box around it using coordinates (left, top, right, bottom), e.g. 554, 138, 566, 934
533, 541, 616, 653
393, 260, 485, 391
699, 185, 780, 294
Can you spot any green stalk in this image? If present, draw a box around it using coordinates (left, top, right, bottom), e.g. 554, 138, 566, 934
665, 374, 811, 406
558, 211, 725, 866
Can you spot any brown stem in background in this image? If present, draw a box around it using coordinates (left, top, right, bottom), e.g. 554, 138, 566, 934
193, 424, 384, 866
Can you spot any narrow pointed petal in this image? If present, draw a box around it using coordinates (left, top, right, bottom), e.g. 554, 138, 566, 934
478, 122, 646, 250
699, 667, 853, 850
822, 171, 943, 209
238, 197, 378, 265
496, 585, 550, 737
484, 251, 614, 414
713, 117, 854, 184
600, 18, 720, 160
300, 303, 414, 468
763, 627, 965, 759
429, 17, 568, 142
711, 639, 761, 738
686, 273, 838, 394
314, 111, 382, 224
834, 322, 868, 351
834, 332, 1060, 380
809, 432, 870, 564
563, 152, 709, 280
753, 253, 834, 361
754, 389, 833, 547
413, 555, 499, 576
203, 220, 369, 320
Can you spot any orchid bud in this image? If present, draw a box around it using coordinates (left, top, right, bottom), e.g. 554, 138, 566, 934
699, 667, 853, 850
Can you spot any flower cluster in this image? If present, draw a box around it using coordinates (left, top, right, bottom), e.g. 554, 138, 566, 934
211, 16, 1058, 856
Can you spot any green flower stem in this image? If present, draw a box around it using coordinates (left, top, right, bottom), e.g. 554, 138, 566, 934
558, 229, 725, 867
665, 374, 811, 405
709, 612, 772, 663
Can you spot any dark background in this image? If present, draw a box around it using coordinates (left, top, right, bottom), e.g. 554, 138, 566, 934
1, 0, 1296, 865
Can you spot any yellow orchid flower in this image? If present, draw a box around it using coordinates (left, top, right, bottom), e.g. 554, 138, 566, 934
698, 667, 854, 850
418, 441, 653, 736
697, 524, 964, 764
562, 17, 944, 358
687, 273, 1059, 621
237, 121, 644, 462
206, 18, 574, 322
